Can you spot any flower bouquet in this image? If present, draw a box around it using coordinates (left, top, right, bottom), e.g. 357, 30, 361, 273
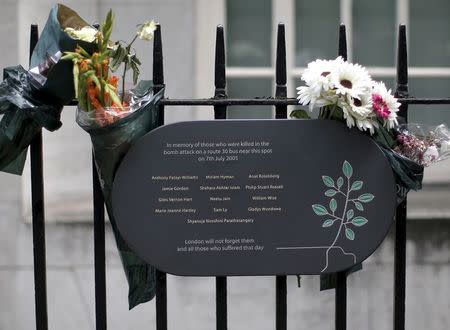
294, 57, 450, 289
63, 10, 163, 309
0, 4, 94, 175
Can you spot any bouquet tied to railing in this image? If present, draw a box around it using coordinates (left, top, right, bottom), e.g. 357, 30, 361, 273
62, 9, 164, 309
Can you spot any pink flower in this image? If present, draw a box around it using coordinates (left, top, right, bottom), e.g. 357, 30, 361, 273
371, 93, 390, 119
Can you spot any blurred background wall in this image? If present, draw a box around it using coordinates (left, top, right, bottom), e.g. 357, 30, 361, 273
0, 0, 449, 329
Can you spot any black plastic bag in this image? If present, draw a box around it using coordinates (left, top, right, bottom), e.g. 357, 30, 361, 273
77, 81, 164, 309
0, 66, 62, 175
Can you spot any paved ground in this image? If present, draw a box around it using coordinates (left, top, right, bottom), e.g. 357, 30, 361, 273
0, 171, 449, 330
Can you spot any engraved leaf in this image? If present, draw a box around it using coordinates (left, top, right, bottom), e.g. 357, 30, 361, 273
329, 199, 337, 213
322, 176, 335, 188
358, 193, 375, 203
352, 216, 368, 226
354, 201, 364, 211
346, 209, 354, 220
342, 160, 353, 178
337, 177, 344, 189
325, 189, 337, 197
351, 180, 363, 191
322, 219, 335, 227
312, 204, 328, 216
345, 228, 355, 240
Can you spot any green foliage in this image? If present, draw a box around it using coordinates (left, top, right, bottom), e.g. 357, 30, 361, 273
354, 201, 364, 211
345, 228, 355, 240
322, 175, 335, 188
351, 180, 363, 191
329, 199, 337, 213
351, 217, 368, 226
358, 193, 375, 203
325, 189, 337, 197
312, 204, 328, 216
290, 109, 311, 119
322, 219, 335, 227
337, 176, 343, 189
342, 160, 353, 178
346, 209, 354, 220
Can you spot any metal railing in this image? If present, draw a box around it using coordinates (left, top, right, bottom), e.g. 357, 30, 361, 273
26, 22, 450, 330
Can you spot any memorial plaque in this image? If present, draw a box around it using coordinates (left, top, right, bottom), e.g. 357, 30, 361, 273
112, 119, 397, 276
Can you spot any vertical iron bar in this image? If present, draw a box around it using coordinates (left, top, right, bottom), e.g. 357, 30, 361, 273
29, 24, 49, 330
92, 155, 107, 330
214, 25, 227, 120
393, 24, 408, 330
153, 24, 168, 330
275, 23, 287, 119
338, 24, 348, 61
335, 23, 348, 330
275, 23, 287, 330
214, 25, 228, 330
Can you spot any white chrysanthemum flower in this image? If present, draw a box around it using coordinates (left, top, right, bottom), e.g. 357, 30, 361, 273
371, 81, 400, 129
330, 61, 372, 99
65, 26, 98, 43
137, 21, 157, 41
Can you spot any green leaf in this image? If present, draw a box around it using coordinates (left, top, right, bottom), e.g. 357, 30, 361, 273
322, 219, 335, 227
337, 177, 344, 189
129, 55, 140, 85
358, 193, 375, 203
345, 228, 355, 240
102, 9, 114, 50
312, 204, 328, 216
351, 181, 363, 191
290, 109, 311, 119
329, 199, 337, 213
325, 189, 337, 197
110, 44, 127, 71
346, 209, 354, 220
322, 176, 335, 188
342, 160, 353, 178
354, 201, 364, 211
352, 216, 368, 226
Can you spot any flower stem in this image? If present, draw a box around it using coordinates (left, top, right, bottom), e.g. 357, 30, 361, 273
121, 34, 139, 103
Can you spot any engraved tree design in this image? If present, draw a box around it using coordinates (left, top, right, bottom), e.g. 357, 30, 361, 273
312, 160, 375, 272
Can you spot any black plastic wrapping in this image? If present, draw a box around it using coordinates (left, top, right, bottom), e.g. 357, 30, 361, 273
0, 66, 62, 175
77, 82, 164, 309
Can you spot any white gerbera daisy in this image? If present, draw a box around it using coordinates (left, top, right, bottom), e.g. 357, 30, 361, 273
371, 81, 400, 129
330, 61, 372, 99
297, 86, 334, 110
297, 57, 344, 110
339, 96, 378, 134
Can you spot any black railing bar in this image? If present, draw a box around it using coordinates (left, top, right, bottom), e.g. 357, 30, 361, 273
158, 97, 450, 106
393, 24, 408, 330
67, 97, 450, 107
92, 155, 107, 330
213, 25, 228, 330
29, 24, 49, 330
154, 24, 168, 330
275, 23, 288, 330
335, 23, 348, 330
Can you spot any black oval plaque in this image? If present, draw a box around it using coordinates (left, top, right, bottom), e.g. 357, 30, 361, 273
112, 119, 396, 276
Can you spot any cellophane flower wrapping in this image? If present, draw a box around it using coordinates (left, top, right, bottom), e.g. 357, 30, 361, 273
0, 66, 62, 175
29, 4, 96, 105
77, 80, 164, 309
